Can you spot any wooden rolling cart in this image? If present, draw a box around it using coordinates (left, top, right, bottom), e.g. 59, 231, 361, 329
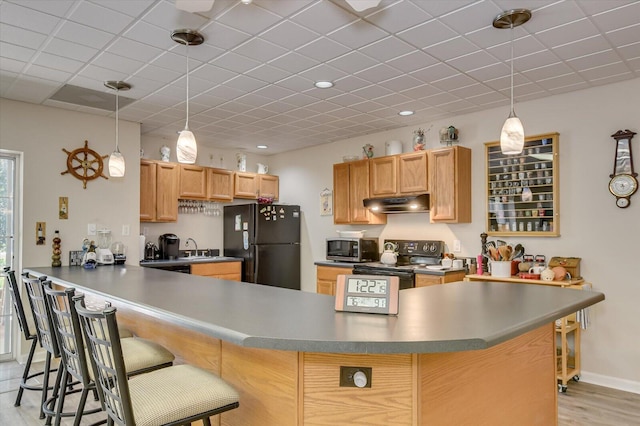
464, 274, 588, 392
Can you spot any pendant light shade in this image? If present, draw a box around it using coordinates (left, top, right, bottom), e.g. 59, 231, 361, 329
493, 9, 531, 155
172, 29, 203, 164
104, 81, 131, 177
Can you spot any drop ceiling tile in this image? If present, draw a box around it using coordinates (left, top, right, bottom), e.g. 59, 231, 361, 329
0, 24, 48, 50
140, 1, 209, 33
123, 20, 175, 50
535, 72, 586, 91
355, 63, 402, 83
397, 19, 458, 49
552, 35, 611, 60
372, 92, 414, 107
68, 1, 135, 34
366, 1, 433, 34
425, 36, 479, 62
448, 82, 493, 99
0, 42, 37, 63
580, 61, 630, 80
92, 51, 145, 75
280, 92, 320, 107
43, 38, 98, 63
4, 75, 61, 103
26, 64, 72, 82
299, 63, 347, 83
410, 62, 459, 84
411, 1, 472, 18
0, 58, 25, 74
327, 92, 368, 107
488, 35, 547, 62
216, 2, 282, 34
296, 37, 351, 63
210, 51, 258, 74
536, 18, 600, 48
327, 51, 378, 74
522, 62, 573, 82
448, 50, 500, 73
260, 20, 319, 50
290, 1, 357, 35
590, 1, 640, 32
269, 51, 319, 74
334, 75, 375, 92
12, 0, 75, 17
191, 64, 240, 85
0, 2, 62, 35
134, 63, 182, 83
327, 19, 388, 50
305, 100, 342, 114
520, 1, 586, 34
94, 0, 155, 17
359, 36, 414, 62
385, 51, 439, 73
467, 62, 509, 81
351, 84, 394, 99
438, 1, 502, 34
618, 42, 640, 61
567, 49, 624, 72
430, 73, 477, 92
606, 23, 640, 47
255, 0, 316, 18
305, 86, 341, 100
222, 74, 266, 92
107, 37, 163, 62
33, 52, 84, 74
378, 74, 425, 92
233, 38, 288, 63
399, 83, 443, 99
274, 74, 315, 92
465, 90, 507, 106
512, 50, 561, 72
55, 21, 114, 50
626, 57, 640, 72
246, 64, 293, 83
252, 84, 296, 100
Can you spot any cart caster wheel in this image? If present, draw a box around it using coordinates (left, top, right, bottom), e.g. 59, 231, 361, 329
572, 375, 580, 382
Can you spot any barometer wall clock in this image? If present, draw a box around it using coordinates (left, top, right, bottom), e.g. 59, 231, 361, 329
609, 130, 637, 208
61, 140, 108, 189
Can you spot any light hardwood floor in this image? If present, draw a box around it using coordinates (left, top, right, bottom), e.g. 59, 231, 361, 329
1, 360, 639, 425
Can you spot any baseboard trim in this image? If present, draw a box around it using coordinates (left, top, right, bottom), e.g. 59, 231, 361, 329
580, 371, 640, 395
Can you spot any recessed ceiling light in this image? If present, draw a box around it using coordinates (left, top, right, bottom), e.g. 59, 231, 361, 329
257, 145, 268, 149
314, 81, 334, 89
241, 0, 252, 4
398, 110, 414, 116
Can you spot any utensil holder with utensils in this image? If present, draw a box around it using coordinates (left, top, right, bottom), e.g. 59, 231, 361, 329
490, 261, 512, 277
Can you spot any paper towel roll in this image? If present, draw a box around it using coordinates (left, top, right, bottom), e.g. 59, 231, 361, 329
139, 234, 145, 261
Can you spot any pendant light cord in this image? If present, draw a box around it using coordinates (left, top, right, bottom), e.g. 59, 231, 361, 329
115, 87, 120, 152
185, 42, 190, 130
509, 22, 514, 116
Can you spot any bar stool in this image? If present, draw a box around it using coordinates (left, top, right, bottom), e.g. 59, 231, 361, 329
43, 285, 179, 426
26, 277, 176, 426
2, 269, 56, 418
74, 294, 240, 426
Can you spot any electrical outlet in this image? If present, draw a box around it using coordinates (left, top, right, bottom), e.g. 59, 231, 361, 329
453, 239, 461, 253
122, 224, 130, 236
88, 223, 96, 236
339, 366, 372, 388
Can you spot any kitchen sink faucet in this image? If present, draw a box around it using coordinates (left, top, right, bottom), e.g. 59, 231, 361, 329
185, 238, 198, 256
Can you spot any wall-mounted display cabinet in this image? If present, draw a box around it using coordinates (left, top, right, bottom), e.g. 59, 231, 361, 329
485, 132, 559, 236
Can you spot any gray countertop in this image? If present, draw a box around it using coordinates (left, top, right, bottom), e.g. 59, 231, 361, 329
24, 265, 604, 355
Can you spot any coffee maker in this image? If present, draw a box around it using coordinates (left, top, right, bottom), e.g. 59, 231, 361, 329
158, 234, 180, 260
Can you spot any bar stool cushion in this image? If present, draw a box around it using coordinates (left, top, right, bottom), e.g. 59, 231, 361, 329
128, 364, 239, 426
120, 338, 175, 373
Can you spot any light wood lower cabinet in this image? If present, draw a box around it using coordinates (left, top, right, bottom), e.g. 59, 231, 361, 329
191, 262, 242, 281
316, 265, 353, 295
415, 270, 466, 287
140, 159, 179, 222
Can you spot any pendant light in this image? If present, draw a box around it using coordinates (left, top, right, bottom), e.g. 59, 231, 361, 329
493, 9, 531, 155
104, 81, 131, 177
172, 29, 204, 164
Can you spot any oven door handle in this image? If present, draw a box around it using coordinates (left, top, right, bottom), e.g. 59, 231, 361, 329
352, 269, 414, 279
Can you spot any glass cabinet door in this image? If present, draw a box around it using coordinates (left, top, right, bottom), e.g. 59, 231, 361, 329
485, 132, 559, 237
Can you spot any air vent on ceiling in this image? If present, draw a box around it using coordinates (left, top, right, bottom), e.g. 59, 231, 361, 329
49, 84, 135, 111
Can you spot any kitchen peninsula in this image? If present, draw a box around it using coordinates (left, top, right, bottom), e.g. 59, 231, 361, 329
24, 265, 604, 425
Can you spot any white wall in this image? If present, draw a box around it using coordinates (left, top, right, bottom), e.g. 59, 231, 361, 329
0, 99, 141, 269
271, 78, 640, 392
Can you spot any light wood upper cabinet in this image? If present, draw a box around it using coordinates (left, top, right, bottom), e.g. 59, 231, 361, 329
333, 160, 386, 225
207, 168, 234, 201
140, 159, 179, 222
370, 151, 428, 197
179, 164, 207, 199
398, 151, 428, 194
234, 172, 279, 200
428, 146, 471, 223
370, 156, 398, 197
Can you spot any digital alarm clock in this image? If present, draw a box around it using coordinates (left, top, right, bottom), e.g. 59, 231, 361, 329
335, 275, 399, 315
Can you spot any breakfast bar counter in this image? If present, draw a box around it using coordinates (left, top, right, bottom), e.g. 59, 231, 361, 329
24, 265, 604, 425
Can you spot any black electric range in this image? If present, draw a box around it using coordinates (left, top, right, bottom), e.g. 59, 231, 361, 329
352, 240, 445, 289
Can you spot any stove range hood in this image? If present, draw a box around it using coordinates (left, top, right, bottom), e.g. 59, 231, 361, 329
363, 194, 430, 213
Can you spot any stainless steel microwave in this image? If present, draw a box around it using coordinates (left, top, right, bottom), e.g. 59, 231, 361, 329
326, 238, 379, 263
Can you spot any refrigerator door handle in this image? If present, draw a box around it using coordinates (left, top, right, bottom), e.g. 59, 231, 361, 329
254, 249, 259, 282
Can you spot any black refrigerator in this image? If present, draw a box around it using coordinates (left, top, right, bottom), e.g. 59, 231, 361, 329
223, 204, 300, 290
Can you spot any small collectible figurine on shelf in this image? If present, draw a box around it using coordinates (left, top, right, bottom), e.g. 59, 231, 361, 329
362, 143, 374, 158
413, 128, 425, 151
51, 230, 62, 267
439, 125, 459, 146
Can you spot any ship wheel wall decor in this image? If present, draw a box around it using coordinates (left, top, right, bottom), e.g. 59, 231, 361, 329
61, 140, 109, 188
